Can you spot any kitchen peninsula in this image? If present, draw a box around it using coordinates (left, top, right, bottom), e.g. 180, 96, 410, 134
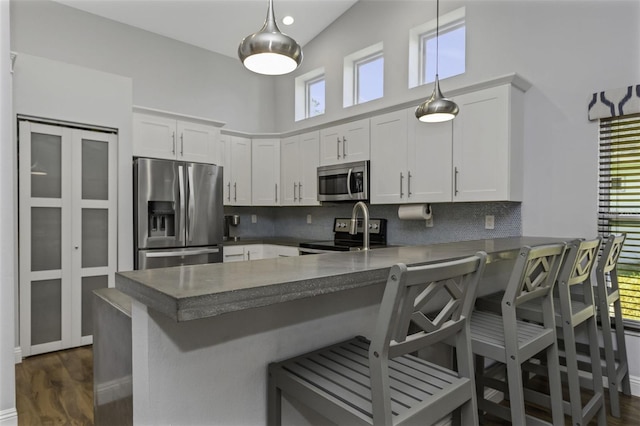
114, 236, 568, 425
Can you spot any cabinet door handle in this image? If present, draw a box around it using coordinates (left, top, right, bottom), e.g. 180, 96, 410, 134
172, 131, 176, 154
294, 182, 298, 201
337, 137, 341, 159
298, 181, 302, 202
247, 251, 251, 261
180, 133, 184, 156
400, 172, 404, 198
408, 171, 412, 198
275, 183, 278, 203
454, 167, 459, 196
342, 136, 347, 158
234, 182, 237, 201
227, 182, 231, 201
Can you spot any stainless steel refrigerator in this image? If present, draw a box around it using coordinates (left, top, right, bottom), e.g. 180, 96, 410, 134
134, 158, 223, 269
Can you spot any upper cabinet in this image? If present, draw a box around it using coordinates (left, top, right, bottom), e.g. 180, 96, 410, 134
252, 138, 280, 206
370, 109, 452, 204
452, 84, 524, 202
133, 112, 222, 164
281, 131, 320, 206
319, 118, 370, 166
219, 133, 252, 206
370, 80, 526, 204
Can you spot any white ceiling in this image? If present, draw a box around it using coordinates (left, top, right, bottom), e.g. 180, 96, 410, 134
53, 0, 359, 59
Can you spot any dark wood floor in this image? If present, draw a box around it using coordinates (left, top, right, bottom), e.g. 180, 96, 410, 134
15, 346, 640, 425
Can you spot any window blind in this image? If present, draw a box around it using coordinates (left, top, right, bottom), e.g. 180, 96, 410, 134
598, 113, 640, 328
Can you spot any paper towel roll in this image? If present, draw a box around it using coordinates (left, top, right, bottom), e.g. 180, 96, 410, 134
398, 204, 432, 220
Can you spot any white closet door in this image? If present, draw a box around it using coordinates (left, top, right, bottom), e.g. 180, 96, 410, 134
19, 121, 118, 356
19, 121, 72, 356
71, 129, 118, 347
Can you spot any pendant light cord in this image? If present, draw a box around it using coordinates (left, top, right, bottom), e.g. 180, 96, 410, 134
436, 0, 439, 76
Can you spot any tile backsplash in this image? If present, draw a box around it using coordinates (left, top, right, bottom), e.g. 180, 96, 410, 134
225, 202, 521, 245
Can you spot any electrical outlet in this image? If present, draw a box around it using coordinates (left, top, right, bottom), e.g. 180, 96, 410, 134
307, 214, 312, 224
251, 214, 257, 223
485, 215, 495, 230
425, 217, 433, 227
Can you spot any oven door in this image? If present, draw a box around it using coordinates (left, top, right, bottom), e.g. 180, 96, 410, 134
317, 161, 368, 202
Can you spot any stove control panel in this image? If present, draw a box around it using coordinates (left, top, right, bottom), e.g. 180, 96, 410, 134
334, 218, 385, 235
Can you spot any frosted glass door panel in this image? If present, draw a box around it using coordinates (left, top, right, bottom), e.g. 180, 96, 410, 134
31, 279, 62, 345
81, 275, 108, 337
31, 207, 62, 271
82, 208, 108, 268
31, 132, 62, 198
82, 138, 109, 200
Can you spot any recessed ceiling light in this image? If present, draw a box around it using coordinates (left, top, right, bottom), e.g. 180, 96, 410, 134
282, 16, 294, 25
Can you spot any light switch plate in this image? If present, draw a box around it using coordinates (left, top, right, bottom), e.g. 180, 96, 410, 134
485, 215, 495, 230
251, 214, 257, 223
307, 214, 312, 224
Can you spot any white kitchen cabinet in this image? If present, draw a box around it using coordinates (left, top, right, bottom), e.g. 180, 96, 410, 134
265, 245, 300, 258
370, 108, 452, 204
219, 133, 252, 206
452, 84, 524, 202
133, 112, 220, 164
319, 118, 370, 166
252, 138, 280, 206
281, 131, 320, 206
223, 244, 297, 262
18, 121, 118, 356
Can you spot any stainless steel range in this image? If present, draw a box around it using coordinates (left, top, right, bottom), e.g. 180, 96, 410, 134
298, 218, 387, 254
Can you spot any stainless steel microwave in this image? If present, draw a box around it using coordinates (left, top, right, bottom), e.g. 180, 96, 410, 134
317, 160, 369, 202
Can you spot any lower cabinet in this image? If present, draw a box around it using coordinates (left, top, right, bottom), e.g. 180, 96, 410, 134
223, 244, 299, 262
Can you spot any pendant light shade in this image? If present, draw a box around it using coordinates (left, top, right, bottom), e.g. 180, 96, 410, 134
238, 0, 303, 76
415, 0, 458, 123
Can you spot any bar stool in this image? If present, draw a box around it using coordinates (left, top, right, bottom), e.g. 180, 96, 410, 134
595, 234, 630, 417
470, 243, 566, 426
477, 239, 607, 425
268, 253, 487, 426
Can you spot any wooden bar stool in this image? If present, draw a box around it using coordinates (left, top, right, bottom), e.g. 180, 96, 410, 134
470, 243, 566, 426
268, 252, 487, 426
595, 234, 630, 417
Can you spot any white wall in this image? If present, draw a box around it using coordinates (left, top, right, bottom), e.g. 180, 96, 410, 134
0, 1, 17, 424
10, 0, 276, 133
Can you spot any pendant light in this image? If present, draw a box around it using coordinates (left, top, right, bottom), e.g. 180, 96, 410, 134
238, 0, 303, 76
415, 0, 459, 123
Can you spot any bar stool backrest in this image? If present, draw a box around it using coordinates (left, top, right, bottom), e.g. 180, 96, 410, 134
557, 238, 602, 310
504, 244, 566, 310
599, 234, 625, 278
371, 253, 487, 359
368, 252, 487, 423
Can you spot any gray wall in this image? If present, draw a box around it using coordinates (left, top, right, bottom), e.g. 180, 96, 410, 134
1, 1, 16, 421
10, 0, 276, 133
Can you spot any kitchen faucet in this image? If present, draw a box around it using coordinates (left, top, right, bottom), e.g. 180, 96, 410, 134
349, 201, 369, 251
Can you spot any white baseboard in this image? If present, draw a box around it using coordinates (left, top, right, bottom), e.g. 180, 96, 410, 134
629, 374, 640, 397
0, 408, 18, 425
95, 375, 132, 406
13, 347, 21, 364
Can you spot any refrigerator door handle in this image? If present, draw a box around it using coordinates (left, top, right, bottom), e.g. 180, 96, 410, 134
187, 164, 195, 242
178, 164, 186, 244
143, 248, 220, 258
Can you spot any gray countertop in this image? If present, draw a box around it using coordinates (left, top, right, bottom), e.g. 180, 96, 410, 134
115, 236, 570, 322
222, 237, 311, 247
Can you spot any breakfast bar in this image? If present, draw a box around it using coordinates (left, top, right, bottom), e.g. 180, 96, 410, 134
114, 236, 569, 425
